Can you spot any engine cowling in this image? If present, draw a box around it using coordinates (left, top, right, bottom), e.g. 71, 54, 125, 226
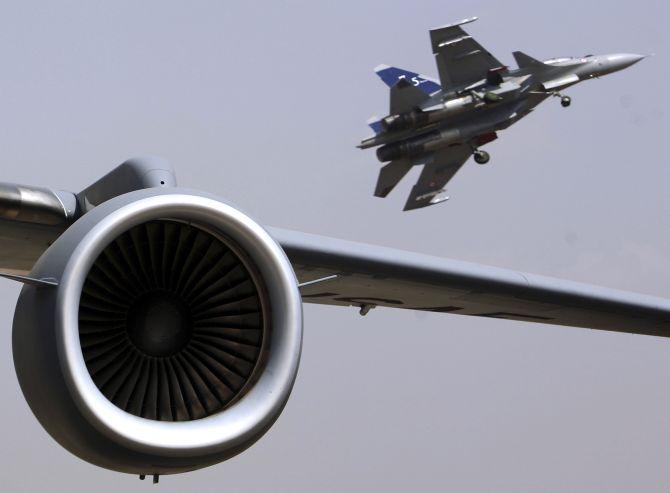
12, 188, 303, 476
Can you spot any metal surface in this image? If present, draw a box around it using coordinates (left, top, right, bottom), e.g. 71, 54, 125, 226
0, 182, 75, 226
0, 272, 58, 287
78, 155, 177, 211
272, 227, 670, 336
0, 157, 176, 274
297, 274, 338, 289
13, 188, 303, 474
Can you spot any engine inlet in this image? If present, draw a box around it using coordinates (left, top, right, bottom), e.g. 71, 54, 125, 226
78, 220, 269, 422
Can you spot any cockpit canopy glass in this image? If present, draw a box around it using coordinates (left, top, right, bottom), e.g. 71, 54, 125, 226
543, 57, 572, 64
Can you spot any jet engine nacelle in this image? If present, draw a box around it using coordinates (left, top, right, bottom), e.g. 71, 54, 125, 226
12, 188, 303, 476
376, 128, 462, 162
381, 110, 430, 133
380, 96, 476, 134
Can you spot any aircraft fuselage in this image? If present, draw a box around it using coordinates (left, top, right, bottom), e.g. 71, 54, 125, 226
361, 53, 646, 160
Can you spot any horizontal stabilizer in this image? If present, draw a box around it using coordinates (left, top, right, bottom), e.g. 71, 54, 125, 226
375, 159, 413, 198
374, 64, 441, 95
513, 51, 544, 69
366, 116, 383, 135
402, 147, 471, 211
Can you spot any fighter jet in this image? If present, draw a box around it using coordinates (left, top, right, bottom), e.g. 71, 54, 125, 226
359, 17, 647, 211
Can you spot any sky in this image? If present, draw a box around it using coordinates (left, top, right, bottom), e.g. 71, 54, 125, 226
0, 1, 669, 491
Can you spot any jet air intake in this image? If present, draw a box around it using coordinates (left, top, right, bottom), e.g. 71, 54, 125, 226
80, 219, 266, 421
12, 188, 303, 476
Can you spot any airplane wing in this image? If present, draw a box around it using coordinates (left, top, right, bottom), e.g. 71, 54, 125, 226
430, 17, 503, 90
273, 228, 670, 337
403, 145, 471, 211
2, 160, 670, 340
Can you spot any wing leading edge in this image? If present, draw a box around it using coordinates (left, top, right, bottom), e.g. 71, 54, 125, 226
272, 228, 670, 337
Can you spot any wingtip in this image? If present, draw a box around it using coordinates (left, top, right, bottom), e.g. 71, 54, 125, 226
430, 16, 479, 32
374, 64, 391, 73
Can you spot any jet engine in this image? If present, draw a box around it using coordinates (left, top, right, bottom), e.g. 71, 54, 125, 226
12, 187, 303, 476
381, 110, 430, 133
376, 128, 462, 162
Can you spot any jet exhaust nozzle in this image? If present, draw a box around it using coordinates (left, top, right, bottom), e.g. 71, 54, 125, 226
381, 110, 430, 133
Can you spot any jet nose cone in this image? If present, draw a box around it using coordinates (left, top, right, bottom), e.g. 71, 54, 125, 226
608, 53, 647, 71
622, 53, 647, 66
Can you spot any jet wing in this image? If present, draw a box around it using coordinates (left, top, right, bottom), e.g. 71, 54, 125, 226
403, 145, 471, 211
430, 17, 503, 90
2, 166, 670, 339
273, 229, 670, 337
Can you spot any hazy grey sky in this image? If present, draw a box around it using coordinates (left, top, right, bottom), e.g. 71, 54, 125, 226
0, 1, 669, 491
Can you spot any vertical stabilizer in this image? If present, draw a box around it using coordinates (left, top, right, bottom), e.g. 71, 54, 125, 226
374, 65, 441, 95
366, 116, 383, 135
512, 51, 544, 69
389, 79, 430, 114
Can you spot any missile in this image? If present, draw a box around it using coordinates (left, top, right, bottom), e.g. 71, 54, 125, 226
430, 195, 450, 205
